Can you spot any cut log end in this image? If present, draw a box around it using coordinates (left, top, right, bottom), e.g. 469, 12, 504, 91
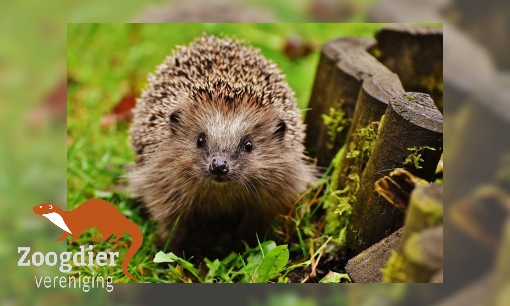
362, 72, 405, 105
391, 92, 443, 133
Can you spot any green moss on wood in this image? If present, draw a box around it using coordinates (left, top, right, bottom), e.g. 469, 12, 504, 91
322, 107, 350, 150
323, 146, 354, 241
404, 146, 437, 169
324, 121, 380, 241
381, 251, 407, 283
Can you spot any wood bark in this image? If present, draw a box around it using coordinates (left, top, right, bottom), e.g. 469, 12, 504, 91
304, 37, 395, 168
336, 72, 404, 189
346, 92, 443, 256
345, 227, 403, 283
371, 24, 443, 112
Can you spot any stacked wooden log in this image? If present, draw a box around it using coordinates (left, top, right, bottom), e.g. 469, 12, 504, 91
305, 24, 444, 282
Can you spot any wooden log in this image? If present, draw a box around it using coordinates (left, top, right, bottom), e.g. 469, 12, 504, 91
381, 184, 443, 283
346, 93, 443, 256
399, 184, 443, 249
370, 24, 443, 112
336, 73, 405, 193
345, 227, 403, 283
401, 225, 443, 282
324, 73, 404, 236
304, 37, 395, 168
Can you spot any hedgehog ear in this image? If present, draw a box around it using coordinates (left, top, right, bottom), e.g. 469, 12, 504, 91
169, 111, 182, 134
273, 120, 286, 140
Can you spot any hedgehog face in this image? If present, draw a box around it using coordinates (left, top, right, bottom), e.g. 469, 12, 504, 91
168, 99, 288, 186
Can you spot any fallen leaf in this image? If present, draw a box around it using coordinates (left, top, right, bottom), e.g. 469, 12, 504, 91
320, 271, 351, 283
375, 168, 428, 212
101, 94, 136, 128
282, 35, 316, 61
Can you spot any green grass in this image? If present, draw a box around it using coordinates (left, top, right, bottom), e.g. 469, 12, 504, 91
67, 23, 386, 283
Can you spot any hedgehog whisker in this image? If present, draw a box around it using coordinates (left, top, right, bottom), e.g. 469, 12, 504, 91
239, 176, 258, 203
247, 179, 262, 203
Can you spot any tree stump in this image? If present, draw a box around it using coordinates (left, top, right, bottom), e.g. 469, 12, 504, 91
370, 24, 443, 112
304, 37, 395, 168
346, 92, 443, 256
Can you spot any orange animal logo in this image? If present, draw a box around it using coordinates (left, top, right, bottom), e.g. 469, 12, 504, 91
33, 199, 143, 281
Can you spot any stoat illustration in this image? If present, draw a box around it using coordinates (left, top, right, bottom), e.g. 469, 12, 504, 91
33, 199, 143, 281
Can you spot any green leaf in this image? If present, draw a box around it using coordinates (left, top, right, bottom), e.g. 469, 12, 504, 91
247, 240, 277, 265
154, 251, 203, 282
169, 254, 199, 276
319, 271, 351, 283
204, 258, 221, 283
239, 262, 260, 283
256, 245, 289, 283
153, 251, 174, 263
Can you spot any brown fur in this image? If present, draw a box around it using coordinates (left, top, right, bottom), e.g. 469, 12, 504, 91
129, 35, 315, 257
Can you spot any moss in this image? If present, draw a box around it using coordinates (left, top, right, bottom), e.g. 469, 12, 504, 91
381, 251, 408, 283
417, 63, 443, 112
329, 145, 346, 192
419, 70, 443, 94
414, 196, 443, 228
404, 146, 436, 169
406, 94, 414, 100
322, 145, 359, 241
346, 122, 378, 163
370, 47, 382, 59
322, 107, 350, 150
324, 121, 380, 240
378, 115, 385, 134
403, 233, 425, 266
324, 146, 351, 236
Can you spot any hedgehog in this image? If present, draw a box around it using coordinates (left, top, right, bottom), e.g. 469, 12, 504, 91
128, 35, 315, 258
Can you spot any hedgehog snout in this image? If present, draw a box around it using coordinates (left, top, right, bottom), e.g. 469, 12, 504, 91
209, 157, 229, 176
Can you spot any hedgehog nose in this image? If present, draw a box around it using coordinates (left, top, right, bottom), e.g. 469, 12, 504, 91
209, 158, 229, 175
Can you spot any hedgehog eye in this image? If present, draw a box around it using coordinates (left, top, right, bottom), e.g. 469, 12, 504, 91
49, 205, 53, 209
197, 133, 206, 148
244, 140, 253, 153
